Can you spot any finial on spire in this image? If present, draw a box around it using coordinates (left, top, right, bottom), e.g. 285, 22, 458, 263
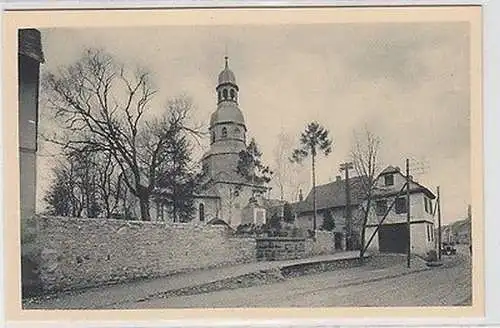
224, 56, 229, 69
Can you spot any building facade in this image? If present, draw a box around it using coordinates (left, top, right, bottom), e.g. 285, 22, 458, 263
292, 165, 437, 255
364, 166, 437, 256
19, 29, 44, 222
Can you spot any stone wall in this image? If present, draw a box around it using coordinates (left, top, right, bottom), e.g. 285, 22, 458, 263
256, 231, 337, 261
256, 237, 306, 261
23, 216, 256, 294
305, 230, 337, 256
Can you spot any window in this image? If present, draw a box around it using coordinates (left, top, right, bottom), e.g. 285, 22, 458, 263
199, 203, 205, 222
223, 89, 228, 99
426, 224, 431, 242
424, 198, 429, 213
230, 89, 236, 100
221, 127, 227, 138
384, 174, 394, 186
218, 91, 222, 102
428, 200, 433, 214
395, 197, 407, 214
233, 127, 240, 135
211, 131, 215, 143
376, 200, 387, 216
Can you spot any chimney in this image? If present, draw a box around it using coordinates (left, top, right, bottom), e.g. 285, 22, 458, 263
336, 175, 342, 182
299, 189, 303, 202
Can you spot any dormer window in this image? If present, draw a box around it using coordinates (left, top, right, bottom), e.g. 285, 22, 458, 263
384, 174, 394, 186
221, 127, 227, 138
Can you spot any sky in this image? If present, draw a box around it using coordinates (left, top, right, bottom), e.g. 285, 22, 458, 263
37, 22, 471, 224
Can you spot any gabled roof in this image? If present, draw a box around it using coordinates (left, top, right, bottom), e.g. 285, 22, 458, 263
372, 167, 436, 200
379, 165, 401, 175
291, 165, 436, 214
291, 176, 368, 213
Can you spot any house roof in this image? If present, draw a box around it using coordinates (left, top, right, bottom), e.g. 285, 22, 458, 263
379, 165, 401, 175
291, 165, 436, 214
291, 176, 368, 213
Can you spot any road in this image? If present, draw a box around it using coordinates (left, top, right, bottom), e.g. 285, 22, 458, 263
114, 246, 472, 308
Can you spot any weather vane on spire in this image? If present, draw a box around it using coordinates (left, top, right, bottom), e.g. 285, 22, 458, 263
224, 42, 229, 68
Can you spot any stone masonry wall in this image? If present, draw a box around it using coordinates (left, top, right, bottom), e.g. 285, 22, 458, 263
25, 216, 256, 294
256, 237, 306, 261
256, 231, 337, 261
305, 230, 336, 256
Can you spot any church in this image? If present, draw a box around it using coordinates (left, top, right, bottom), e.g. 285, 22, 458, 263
151, 57, 274, 228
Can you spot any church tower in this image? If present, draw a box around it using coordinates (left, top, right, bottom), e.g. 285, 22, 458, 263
201, 57, 247, 180
198, 57, 268, 228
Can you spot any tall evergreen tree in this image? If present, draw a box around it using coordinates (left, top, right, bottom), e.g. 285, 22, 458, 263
237, 138, 273, 185
290, 122, 333, 233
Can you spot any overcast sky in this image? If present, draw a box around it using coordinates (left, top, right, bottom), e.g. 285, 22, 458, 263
37, 22, 471, 224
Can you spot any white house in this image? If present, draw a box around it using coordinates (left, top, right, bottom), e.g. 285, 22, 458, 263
292, 165, 437, 256
364, 166, 437, 256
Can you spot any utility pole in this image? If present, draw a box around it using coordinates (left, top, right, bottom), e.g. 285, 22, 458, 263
406, 158, 411, 268
312, 153, 317, 235
437, 186, 442, 260
340, 162, 354, 250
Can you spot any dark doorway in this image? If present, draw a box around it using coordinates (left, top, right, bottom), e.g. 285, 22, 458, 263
334, 233, 343, 250
378, 223, 409, 254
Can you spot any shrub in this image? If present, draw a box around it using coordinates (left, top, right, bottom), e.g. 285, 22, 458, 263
425, 249, 438, 262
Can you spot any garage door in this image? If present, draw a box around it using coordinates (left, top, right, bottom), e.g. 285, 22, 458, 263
378, 223, 409, 254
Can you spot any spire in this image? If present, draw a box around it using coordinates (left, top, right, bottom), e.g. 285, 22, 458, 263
217, 55, 236, 85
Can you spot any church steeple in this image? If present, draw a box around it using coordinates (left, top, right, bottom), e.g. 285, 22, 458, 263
207, 57, 246, 148
217, 56, 239, 104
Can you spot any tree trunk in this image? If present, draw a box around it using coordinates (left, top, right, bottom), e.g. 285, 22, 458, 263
137, 186, 151, 221
359, 198, 371, 262
312, 153, 317, 233
359, 220, 367, 262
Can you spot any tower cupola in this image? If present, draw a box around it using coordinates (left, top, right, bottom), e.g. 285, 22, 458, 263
216, 56, 239, 104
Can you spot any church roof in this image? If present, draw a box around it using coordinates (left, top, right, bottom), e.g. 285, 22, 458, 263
218, 56, 236, 85
210, 102, 245, 127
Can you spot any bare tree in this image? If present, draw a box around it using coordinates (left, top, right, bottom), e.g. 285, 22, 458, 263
42, 48, 201, 221
350, 128, 382, 259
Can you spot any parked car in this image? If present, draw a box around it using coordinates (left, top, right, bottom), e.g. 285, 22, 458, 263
441, 242, 457, 255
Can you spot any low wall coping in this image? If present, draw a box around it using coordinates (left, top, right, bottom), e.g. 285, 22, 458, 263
256, 237, 306, 242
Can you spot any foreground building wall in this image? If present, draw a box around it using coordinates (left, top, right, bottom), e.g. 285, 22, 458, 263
18, 28, 44, 222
